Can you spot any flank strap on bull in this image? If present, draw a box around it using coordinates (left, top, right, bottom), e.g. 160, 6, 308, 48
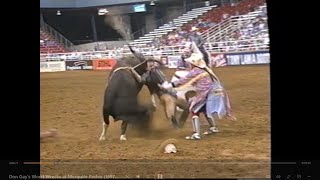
109, 60, 153, 81
110, 60, 148, 79
109, 67, 131, 80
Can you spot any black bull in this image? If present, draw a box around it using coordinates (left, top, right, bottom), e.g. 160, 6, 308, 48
99, 55, 163, 141
103, 57, 150, 123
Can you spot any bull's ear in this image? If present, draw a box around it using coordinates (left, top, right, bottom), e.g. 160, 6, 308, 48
128, 45, 146, 62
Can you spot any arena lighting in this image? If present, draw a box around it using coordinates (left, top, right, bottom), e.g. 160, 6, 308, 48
98, 8, 108, 15
56, 10, 61, 16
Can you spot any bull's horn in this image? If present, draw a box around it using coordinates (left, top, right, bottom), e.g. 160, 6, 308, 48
128, 44, 146, 62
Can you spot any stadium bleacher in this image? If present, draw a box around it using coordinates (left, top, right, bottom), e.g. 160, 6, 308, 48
40, 29, 67, 54
182, 0, 265, 33
40, 0, 269, 60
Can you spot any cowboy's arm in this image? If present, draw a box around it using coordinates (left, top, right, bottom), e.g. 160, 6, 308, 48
129, 68, 147, 84
158, 69, 200, 90
172, 69, 201, 87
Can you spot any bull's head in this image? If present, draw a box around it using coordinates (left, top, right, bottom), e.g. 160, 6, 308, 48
128, 45, 165, 75
128, 45, 164, 66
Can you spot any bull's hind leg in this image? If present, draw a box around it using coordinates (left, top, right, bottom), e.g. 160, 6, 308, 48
99, 122, 109, 141
99, 109, 110, 141
120, 121, 128, 141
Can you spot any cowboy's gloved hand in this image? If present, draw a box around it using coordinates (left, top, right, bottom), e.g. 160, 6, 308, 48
158, 81, 173, 89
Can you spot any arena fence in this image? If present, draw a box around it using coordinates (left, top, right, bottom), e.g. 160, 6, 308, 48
40, 38, 269, 61
40, 50, 269, 73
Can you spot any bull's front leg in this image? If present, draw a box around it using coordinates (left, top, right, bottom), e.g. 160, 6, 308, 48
151, 94, 157, 108
174, 97, 189, 128
120, 121, 128, 141
160, 94, 180, 129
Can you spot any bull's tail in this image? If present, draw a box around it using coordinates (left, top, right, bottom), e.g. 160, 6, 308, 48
102, 107, 111, 125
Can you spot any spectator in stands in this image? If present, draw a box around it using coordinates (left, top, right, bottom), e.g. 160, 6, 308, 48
222, 13, 230, 20
189, 27, 203, 47
185, 38, 192, 49
152, 37, 161, 49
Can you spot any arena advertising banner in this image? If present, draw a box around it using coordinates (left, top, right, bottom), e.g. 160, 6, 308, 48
65, 60, 93, 70
225, 51, 270, 65
167, 55, 181, 68
92, 59, 117, 70
255, 52, 270, 64
40, 61, 66, 72
210, 54, 227, 67
226, 54, 241, 65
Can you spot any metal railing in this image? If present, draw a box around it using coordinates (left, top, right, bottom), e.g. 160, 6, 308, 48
185, 0, 220, 12
40, 37, 269, 61
40, 20, 75, 51
201, 4, 267, 41
206, 15, 264, 42
201, 16, 234, 42
204, 37, 269, 53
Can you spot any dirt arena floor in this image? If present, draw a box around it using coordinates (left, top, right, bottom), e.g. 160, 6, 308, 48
40, 65, 270, 179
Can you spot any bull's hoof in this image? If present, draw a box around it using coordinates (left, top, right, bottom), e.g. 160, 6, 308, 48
99, 135, 106, 141
152, 103, 157, 109
120, 135, 127, 141
152, 106, 157, 111
171, 120, 180, 129
173, 124, 181, 129
178, 122, 185, 128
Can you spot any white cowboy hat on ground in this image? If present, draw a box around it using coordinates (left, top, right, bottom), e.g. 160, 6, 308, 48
157, 138, 178, 154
